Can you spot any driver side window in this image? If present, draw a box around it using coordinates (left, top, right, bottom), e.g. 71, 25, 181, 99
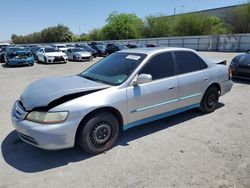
139, 52, 175, 80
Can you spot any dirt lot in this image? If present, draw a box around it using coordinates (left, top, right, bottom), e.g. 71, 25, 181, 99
0, 52, 249, 188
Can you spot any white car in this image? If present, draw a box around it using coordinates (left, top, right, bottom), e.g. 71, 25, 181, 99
51, 44, 68, 52
37, 47, 68, 64
66, 48, 93, 61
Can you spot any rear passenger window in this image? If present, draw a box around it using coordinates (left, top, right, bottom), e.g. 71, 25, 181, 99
175, 51, 207, 74
139, 52, 174, 80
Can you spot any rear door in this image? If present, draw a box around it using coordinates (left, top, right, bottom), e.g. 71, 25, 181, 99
126, 52, 179, 126
173, 51, 210, 109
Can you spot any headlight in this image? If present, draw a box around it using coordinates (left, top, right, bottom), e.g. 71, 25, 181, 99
26, 111, 68, 124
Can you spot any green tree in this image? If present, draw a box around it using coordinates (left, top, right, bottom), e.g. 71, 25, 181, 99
102, 13, 144, 40
172, 14, 229, 36
144, 15, 172, 37
227, 3, 250, 33
11, 24, 73, 44
88, 28, 104, 41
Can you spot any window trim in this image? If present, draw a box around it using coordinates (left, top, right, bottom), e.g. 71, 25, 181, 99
172, 51, 208, 75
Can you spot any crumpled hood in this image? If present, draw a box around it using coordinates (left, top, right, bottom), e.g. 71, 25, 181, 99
20, 76, 109, 111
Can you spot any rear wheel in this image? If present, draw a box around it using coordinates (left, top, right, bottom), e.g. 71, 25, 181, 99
78, 112, 119, 155
199, 86, 219, 113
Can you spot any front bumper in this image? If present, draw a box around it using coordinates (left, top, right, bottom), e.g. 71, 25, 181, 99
47, 56, 68, 63
220, 80, 233, 96
11, 101, 81, 150
7, 59, 34, 66
76, 56, 92, 61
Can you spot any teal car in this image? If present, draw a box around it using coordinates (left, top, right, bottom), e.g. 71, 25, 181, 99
5, 47, 34, 67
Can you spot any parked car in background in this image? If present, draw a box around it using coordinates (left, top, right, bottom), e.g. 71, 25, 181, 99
66, 43, 75, 48
230, 51, 250, 80
106, 44, 128, 54
90, 41, 105, 46
0, 47, 7, 63
28, 44, 42, 60
90, 44, 107, 56
126, 44, 137, 48
146, 44, 157, 47
0, 43, 11, 49
51, 44, 68, 52
37, 47, 68, 64
4, 47, 34, 67
66, 48, 93, 61
127, 44, 146, 49
11, 47, 233, 154
75, 43, 98, 57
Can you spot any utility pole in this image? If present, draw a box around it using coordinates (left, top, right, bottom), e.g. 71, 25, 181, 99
79, 26, 81, 36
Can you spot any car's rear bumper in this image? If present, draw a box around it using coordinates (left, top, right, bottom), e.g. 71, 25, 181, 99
220, 80, 233, 96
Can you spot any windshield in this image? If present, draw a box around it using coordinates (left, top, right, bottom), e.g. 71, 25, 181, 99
72, 48, 85, 52
96, 45, 106, 50
45, 48, 60, 52
79, 52, 147, 86
78, 44, 93, 50
118, 45, 128, 50
6, 47, 28, 53
57, 45, 66, 48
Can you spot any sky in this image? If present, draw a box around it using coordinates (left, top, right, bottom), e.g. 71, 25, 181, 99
0, 0, 245, 41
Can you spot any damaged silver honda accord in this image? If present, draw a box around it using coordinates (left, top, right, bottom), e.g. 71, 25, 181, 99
11, 47, 233, 154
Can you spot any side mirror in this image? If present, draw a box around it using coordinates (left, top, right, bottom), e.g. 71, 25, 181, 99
133, 74, 152, 85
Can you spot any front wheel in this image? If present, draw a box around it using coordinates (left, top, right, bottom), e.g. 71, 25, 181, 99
43, 56, 47, 64
78, 112, 119, 155
199, 86, 219, 113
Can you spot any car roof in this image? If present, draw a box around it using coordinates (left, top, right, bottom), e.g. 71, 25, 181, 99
119, 47, 195, 55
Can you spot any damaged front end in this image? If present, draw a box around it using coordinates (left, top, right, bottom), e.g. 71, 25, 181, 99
6, 51, 34, 66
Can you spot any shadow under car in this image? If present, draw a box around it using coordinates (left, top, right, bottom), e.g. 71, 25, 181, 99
1, 103, 224, 173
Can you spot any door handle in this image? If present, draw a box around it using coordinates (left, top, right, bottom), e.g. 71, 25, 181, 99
168, 87, 175, 90
203, 77, 209, 81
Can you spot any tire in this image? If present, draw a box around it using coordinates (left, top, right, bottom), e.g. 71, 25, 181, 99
199, 86, 219, 113
44, 57, 47, 64
73, 55, 76, 61
78, 112, 119, 155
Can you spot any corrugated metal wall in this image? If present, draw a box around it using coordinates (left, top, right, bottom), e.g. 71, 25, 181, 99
103, 34, 250, 52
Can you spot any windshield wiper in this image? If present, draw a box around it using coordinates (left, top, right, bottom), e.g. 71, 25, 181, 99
81, 75, 106, 84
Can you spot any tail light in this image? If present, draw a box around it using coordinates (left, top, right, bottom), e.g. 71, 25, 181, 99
228, 67, 232, 80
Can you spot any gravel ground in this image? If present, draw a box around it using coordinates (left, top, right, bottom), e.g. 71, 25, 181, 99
0, 52, 249, 188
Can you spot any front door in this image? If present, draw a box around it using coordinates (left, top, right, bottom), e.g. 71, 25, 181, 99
126, 52, 178, 129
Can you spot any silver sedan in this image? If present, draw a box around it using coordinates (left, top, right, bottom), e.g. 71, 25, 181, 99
11, 47, 233, 154
66, 48, 93, 61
